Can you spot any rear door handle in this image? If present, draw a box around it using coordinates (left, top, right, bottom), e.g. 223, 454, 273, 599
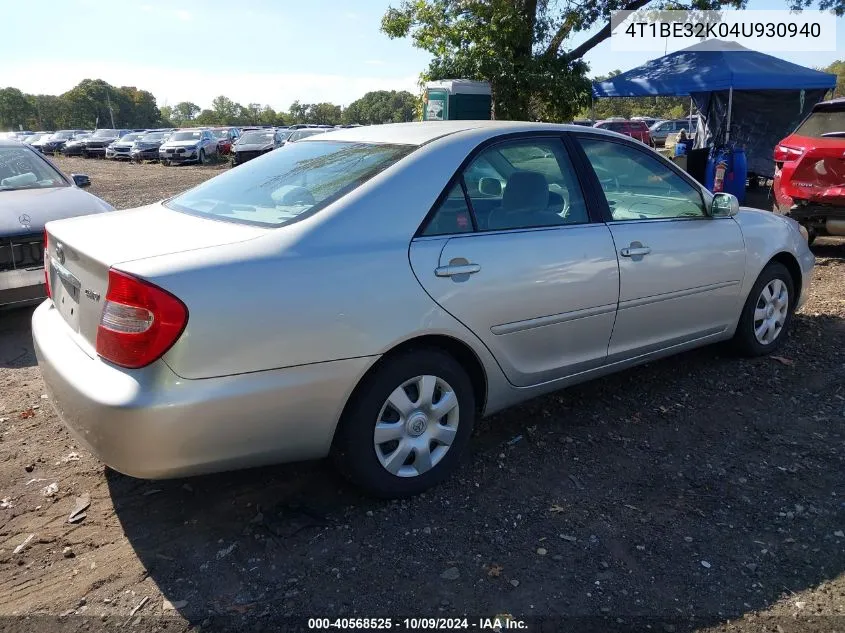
620, 246, 651, 257
435, 263, 481, 277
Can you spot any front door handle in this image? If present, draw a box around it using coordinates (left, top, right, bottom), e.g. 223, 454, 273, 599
620, 245, 651, 257
435, 263, 481, 277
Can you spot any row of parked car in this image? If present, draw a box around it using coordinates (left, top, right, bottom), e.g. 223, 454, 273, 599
570, 116, 697, 148
0, 124, 359, 167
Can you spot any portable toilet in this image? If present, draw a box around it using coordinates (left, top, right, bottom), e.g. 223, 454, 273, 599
423, 80, 492, 121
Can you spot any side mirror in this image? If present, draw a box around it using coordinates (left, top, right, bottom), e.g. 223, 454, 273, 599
71, 173, 91, 188
479, 177, 503, 197
710, 192, 738, 217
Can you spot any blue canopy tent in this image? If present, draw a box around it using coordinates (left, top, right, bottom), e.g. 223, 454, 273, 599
592, 40, 836, 177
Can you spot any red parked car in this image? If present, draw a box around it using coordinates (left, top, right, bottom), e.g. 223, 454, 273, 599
211, 127, 240, 155
772, 98, 845, 244
593, 119, 654, 146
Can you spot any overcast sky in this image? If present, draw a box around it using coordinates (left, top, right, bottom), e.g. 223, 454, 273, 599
1, 0, 842, 110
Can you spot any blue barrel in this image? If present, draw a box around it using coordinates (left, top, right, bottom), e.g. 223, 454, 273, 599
726, 147, 747, 204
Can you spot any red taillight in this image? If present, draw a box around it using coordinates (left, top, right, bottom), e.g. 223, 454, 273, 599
43, 229, 51, 299
96, 269, 188, 369
774, 144, 803, 163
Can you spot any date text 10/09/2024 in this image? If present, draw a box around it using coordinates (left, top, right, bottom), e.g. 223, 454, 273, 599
307, 617, 528, 630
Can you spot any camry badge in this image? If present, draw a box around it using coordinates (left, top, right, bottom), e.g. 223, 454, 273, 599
19, 214, 31, 229
84, 289, 100, 302
55, 242, 66, 265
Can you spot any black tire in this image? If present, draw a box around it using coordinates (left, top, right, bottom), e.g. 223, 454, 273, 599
82, 151, 90, 159
198, 149, 205, 165
331, 348, 476, 498
732, 262, 795, 357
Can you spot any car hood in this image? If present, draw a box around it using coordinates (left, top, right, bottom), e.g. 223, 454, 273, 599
162, 140, 200, 148
0, 187, 114, 237
235, 143, 273, 151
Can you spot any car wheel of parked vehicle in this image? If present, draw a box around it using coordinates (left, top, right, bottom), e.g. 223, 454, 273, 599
198, 149, 206, 165
82, 150, 90, 159
332, 348, 475, 498
732, 262, 795, 357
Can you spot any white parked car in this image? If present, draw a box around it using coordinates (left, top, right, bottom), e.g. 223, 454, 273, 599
159, 129, 218, 165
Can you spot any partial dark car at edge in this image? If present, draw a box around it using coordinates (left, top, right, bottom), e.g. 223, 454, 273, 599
231, 129, 286, 166
1, 140, 113, 308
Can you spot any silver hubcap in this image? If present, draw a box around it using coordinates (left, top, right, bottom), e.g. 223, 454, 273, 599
374, 375, 460, 478
754, 279, 789, 345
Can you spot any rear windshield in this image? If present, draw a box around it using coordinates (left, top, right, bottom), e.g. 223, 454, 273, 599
171, 131, 203, 141
240, 131, 274, 143
166, 141, 414, 227
794, 110, 845, 138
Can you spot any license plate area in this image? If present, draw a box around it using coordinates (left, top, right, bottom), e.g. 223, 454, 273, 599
50, 259, 82, 332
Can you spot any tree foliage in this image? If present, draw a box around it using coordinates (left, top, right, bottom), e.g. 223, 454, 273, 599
821, 59, 845, 98
343, 90, 418, 124
0, 81, 422, 132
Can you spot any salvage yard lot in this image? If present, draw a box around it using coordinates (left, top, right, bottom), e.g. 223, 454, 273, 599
1, 157, 843, 632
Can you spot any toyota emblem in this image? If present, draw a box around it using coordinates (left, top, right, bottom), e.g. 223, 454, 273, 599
19, 214, 31, 229
55, 242, 65, 265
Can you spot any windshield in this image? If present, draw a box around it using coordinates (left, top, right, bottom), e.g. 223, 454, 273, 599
118, 133, 143, 142
52, 131, 75, 140
167, 141, 413, 227
212, 129, 230, 138
70, 134, 91, 142
289, 129, 325, 142
0, 146, 66, 191
23, 135, 42, 143
240, 132, 274, 144
93, 129, 118, 138
795, 110, 845, 138
170, 131, 203, 141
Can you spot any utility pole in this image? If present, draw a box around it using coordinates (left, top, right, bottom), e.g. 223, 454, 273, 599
106, 93, 115, 128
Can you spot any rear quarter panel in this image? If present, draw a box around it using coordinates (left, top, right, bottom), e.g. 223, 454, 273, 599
119, 132, 510, 392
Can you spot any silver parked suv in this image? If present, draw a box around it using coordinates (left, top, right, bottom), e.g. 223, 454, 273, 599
159, 129, 218, 165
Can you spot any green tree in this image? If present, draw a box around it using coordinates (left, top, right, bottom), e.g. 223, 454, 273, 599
0, 87, 33, 130
343, 90, 418, 124
172, 101, 200, 124
822, 60, 845, 98
308, 102, 342, 125
27, 94, 63, 130
193, 109, 218, 125
211, 95, 240, 123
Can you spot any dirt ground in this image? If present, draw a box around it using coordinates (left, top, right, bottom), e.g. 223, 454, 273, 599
0, 157, 843, 633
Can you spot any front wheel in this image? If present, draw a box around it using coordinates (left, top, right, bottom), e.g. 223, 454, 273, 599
332, 349, 475, 498
197, 149, 206, 165
732, 262, 795, 356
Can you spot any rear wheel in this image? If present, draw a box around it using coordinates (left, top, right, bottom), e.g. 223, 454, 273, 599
332, 349, 475, 498
732, 262, 795, 356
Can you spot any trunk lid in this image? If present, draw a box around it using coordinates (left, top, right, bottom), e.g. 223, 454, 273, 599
45, 202, 268, 354
784, 134, 845, 204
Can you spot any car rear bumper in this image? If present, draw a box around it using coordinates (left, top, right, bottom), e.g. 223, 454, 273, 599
84, 147, 107, 156
32, 300, 374, 479
0, 268, 45, 308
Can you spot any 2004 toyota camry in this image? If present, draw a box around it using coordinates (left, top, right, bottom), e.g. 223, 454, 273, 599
33, 121, 814, 497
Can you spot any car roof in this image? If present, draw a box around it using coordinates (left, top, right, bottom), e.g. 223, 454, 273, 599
300, 120, 612, 146
813, 98, 845, 112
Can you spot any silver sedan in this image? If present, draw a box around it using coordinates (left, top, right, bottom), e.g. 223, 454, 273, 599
33, 121, 814, 497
